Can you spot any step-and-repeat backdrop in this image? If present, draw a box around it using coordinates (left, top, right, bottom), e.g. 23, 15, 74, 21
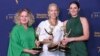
0, 0, 100, 56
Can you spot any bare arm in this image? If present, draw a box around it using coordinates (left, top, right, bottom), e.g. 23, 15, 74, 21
23, 49, 39, 55
63, 20, 68, 33
67, 17, 89, 42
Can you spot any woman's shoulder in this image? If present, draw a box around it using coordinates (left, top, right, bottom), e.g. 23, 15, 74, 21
11, 25, 22, 31
38, 20, 48, 27
63, 20, 68, 26
63, 20, 68, 23
80, 17, 88, 21
57, 20, 67, 27
58, 20, 62, 24
80, 17, 88, 22
80, 17, 89, 25
10, 25, 20, 33
12, 25, 20, 29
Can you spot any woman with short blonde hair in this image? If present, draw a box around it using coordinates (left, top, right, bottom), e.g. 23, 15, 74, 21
37, 3, 65, 56
8, 8, 39, 56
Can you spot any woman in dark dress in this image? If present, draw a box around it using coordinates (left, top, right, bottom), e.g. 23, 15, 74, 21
62, 1, 89, 56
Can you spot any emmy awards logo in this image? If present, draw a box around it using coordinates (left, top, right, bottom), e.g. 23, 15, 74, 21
60, 25, 71, 37
15, 0, 19, 4
97, 47, 100, 53
44, 26, 54, 41
32, 27, 42, 52
64, 29, 71, 37
44, 26, 54, 36
94, 32, 100, 38
57, 25, 71, 52
59, 28, 71, 52
91, 12, 100, 19
44, 26, 59, 52
6, 14, 15, 20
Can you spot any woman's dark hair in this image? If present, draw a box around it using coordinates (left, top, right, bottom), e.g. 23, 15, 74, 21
69, 1, 80, 8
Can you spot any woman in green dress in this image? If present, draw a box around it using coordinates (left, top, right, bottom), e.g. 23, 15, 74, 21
61, 1, 89, 56
8, 9, 39, 56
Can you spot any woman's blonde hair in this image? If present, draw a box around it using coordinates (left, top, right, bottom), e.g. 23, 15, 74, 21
14, 8, 34, 26
48, 3, 60, 12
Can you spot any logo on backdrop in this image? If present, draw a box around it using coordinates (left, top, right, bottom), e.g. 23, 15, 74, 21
36, 13, 48, 19
15, 0, 19, 4
6, 13, 48, 20
94, 32, 100, 38
91, 12, 100, 19
97, 47, 100, 53
6, 14, 15, 20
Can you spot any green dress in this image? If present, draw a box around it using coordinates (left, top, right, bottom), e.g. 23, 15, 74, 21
8, 25, 36, 56
66, 16, 88, 56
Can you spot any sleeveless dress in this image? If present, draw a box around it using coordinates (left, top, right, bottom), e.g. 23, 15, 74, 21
66, 16, 88, 56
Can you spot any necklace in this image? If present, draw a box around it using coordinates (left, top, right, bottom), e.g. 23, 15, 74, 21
48, 19, 58, 26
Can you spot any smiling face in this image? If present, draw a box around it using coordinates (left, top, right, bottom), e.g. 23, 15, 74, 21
69, 3, 80, 17
48, 4, 59, 19
19, 11, 29, 25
